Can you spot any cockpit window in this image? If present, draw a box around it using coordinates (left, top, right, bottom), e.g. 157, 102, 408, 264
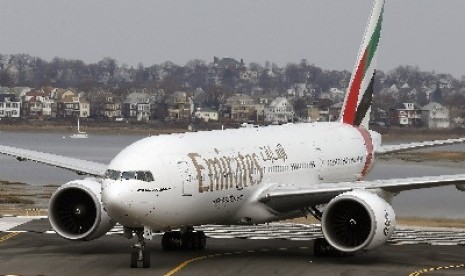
122, 171, 136, 180
136, 171, 154, 182
105, 169, 154, 182
106, 169, 121, 180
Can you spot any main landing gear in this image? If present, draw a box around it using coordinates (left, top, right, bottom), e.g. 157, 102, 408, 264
125, 226, 206, 268
162, 227, 206, 251
306, 206, 344, 257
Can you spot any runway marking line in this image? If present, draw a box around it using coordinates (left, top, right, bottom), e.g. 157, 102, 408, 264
0, 232, 20, 244
164, 256, 208, 276
408, 263, 465, 276
164, 246, 311, 276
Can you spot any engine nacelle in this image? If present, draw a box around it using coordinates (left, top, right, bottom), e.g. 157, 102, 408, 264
48, 178, 116, 241
321, 190, 395, 253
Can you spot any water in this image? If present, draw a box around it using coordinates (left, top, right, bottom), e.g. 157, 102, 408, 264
0, 132, 144, 185
1, 131, 465, 219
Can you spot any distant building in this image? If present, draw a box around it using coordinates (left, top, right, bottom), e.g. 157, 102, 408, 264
123, 92, 154, 122
0, 94, 21, 118
422, 102, 450, 128
264, 97, 294, 124
55, 89, 83, 118
79, 98, 90, 118
89, 92, 122, 119
389, 103, 422, 127
21, 89, 48, 118
223, 94, 256, 122
166, 91, 193, 121
194, 108, 219, 122
329, 102, 343, 121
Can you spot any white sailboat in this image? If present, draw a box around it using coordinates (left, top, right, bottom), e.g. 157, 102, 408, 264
69, 116, 88, 139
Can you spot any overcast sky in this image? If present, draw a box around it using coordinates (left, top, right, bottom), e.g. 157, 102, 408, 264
1, 0, 464, 77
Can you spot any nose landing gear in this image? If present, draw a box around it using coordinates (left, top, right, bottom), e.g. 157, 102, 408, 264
129, 228, 151, 268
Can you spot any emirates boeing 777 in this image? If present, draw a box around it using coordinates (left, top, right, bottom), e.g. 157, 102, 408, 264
2, 0, 465, 269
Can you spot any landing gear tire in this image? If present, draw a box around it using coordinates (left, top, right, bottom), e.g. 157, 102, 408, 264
195, 231, 206, 250
182, 232, 194, 250
314, 238, 334, 257
313, 238, 348, 257
130, 229, 151, 268
130, 250, 150, 268
162, 231, 181, 251
130, 252, 138, 268
162, 230, 206, 251
142, 250, 151, 268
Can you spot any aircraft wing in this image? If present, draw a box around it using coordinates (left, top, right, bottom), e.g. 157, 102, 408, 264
258, 174, 465, 213
376, 137, 465, 154
0, 145, 107, 176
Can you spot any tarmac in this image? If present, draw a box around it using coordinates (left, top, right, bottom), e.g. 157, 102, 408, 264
1, 217, 465, 276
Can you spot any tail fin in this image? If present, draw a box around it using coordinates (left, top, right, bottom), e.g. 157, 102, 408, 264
340, 0, 385, 128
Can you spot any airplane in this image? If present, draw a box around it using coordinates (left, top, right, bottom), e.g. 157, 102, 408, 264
2, 0, 465, 269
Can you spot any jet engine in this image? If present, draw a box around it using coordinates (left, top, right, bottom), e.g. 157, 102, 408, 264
48, 178, 115, 241
321, 190, 395, 253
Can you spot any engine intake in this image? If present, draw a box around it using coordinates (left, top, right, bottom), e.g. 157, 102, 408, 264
321, 190, 395, 253
49, 179, 115, 241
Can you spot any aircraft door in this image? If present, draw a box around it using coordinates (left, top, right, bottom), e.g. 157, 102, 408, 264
177, 160, 194, 196
313, 142, 324, 182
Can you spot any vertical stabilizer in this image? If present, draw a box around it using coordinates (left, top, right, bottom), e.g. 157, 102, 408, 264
340, 0, 385, 128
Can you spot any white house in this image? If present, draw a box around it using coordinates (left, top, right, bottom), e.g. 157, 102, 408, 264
194, 108, 219, 122
0, 94, 21, 118
264, 97, 294, 124
422, 102, 450, 128
79, 98, 90, 118
123, 92, 154, 122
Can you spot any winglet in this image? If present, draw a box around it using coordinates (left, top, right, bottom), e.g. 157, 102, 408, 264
340, 0, 385, 128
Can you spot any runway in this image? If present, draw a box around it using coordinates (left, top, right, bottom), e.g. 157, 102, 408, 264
1, 217, 465, 276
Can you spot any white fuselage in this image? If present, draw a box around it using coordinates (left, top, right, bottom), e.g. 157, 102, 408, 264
101, 122, 374, 232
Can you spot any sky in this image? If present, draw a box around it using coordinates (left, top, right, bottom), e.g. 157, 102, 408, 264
1, 0, 464, 78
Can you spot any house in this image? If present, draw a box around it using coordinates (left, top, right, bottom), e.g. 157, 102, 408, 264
389, 103, 422, 127
89, 92, 122, 119
213, 57, 245, 70
166, 91, 193, 121
307, 105, 321, 122
123, 92, 154, 122
0, 94, 21, 118
194, 108, 219, 122
422, 102, 450, 128
329, 102, 343, 121
223, 94, 256, 122
79, 98, 90, 118
55, 90, 79, 118
21, 89, 53, 118
264, 97, 294, 124
328, 88, 345, 102
52, 88, 89, 118
287, 83, 308, 97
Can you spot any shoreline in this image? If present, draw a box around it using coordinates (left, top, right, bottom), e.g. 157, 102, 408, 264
2, 122, 465, 139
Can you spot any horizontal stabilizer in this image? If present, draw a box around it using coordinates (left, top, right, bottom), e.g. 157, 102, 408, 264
376, 138, 465, 154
